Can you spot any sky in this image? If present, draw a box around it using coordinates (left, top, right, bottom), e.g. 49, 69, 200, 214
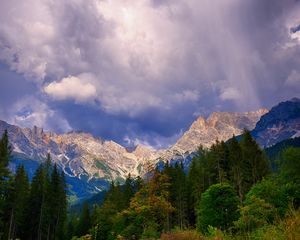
0, 0, 300, 149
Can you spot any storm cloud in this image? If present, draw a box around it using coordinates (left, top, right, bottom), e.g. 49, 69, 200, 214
0, 0, 299, 148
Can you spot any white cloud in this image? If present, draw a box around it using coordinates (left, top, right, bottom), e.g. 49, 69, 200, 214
220, 87, 242, 101
285, 70, 300, 88
0, 0, 299, 116
44, 74, 97, 103
8, 96, 72, 132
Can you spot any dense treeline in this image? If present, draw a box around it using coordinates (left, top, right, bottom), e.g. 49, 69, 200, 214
0, 130, 67, 240
1, 128, 300, 239
70, 129, 299, 239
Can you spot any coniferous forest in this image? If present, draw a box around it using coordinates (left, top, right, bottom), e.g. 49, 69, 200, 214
0, 129, 300, 239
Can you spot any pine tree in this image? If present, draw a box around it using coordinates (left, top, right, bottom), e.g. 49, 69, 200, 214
0, 130, 11, 180
240, 130, 270, 194
228, 136, 244, 201
187, 147, 207, 226
76, 202, 91, 237
26, 165, 46, 240
172, 162, 188, 229
123, 174, 135, 209
6, 165, 30, 239
44, 163, 67, 240
0, 130, 12, 236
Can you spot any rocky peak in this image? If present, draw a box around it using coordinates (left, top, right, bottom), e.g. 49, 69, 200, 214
190, 116, 206, 130
252, 98, 300, 147
167, 109, 268, 154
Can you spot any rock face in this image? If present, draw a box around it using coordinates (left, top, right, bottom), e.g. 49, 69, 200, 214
251, 98, 300, 148
160, 109, 268, 161
0, 121, 161, 200
5, 99, 300, 200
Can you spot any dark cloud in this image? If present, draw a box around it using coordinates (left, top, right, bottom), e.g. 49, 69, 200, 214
0, 0, 299, 148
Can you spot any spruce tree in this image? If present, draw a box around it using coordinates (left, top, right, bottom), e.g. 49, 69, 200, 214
123, 174, 135, 209
76, 202, 91, 237
0, 130, 12, 236
228, 136, 244, 201
26, 165, 46, 240
172, 162, 188, 229
6, 165, 30, 239
240, 130, 270, 194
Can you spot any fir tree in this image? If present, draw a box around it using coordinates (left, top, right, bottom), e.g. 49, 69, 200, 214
26, 165, 46, 240
0, 130, 12, 236
228, 136, 244, 201
240, 130, 270, 194
6, 165, 30, 239
76, 202, 91, 237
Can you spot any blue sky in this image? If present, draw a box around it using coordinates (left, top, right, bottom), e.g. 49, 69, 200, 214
0, 0, 300, 148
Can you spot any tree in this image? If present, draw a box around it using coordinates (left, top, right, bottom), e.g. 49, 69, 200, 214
245, 178, 288, 218
196, 183, 240, 233
6, 165, 30, 239
279, 147, 300, 208
0, 130, 12, 232
164, 162, 188, 230
112, 171, 173, 239
187, 147, 207, 225
25, 156, 67, 240
122, 174, 135, 209
279, 147, 300, 184
26, 165, 46, 240
240, 130, 270, 194
0, 130, 11, 180
45, 163, 67, 240
228, 136, 244, 201
235, 196, 276, 233
77, 202, 91, 237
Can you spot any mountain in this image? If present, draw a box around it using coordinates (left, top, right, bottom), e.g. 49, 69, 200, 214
0, 120, 160, 201
0, 108, 268, 202
161, 109, 268, 161
264, 136, 300, 170
251, 98, 300, 148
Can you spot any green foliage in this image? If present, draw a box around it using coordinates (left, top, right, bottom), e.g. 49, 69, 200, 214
278, 147, 300, 208
163, 161, 188, 230
279, 147, 300, 183
24, 156, 67, 240
107, 171, 173, 239
235, 196, 276, 233
76, 202, 92, 237
0, 130, 12, 231
240, 130, 270, 195
245, 177, 288, 217
196, 183, 240, 233
0, 130, 11, 180
5, 165, 30, 239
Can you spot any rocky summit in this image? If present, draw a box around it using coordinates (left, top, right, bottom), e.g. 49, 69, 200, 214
1, 98, 299, 200
0, 107, 271, 200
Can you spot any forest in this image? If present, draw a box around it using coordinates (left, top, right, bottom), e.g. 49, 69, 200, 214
0, 129, 300, 239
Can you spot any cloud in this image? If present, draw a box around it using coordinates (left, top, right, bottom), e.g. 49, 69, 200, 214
44, 74, 97, 103
220, 87, 242, 101
7, 96, 72, 133
285, 70, 300, 88
0, 0, 300, 147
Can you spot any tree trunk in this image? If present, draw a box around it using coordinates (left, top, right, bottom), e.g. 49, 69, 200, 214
8, 209, 14, 240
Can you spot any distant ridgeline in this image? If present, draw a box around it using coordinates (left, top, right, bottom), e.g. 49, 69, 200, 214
1, 97, 300, 204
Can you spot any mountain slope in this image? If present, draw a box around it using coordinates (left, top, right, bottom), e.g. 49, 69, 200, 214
251, 98, 300, 148
0, 107, 272, 201
160, 109, 268, 161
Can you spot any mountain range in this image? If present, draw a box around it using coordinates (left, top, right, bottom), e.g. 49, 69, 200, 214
1, 98, 299, 202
